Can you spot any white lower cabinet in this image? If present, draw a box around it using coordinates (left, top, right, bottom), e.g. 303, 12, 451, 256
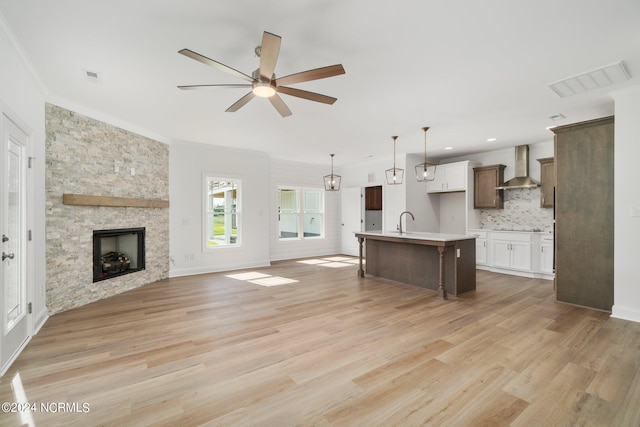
468, 229, 553, 279
489, 232, 532, 272
469, 230, 488, 266
539, 236, 554, 275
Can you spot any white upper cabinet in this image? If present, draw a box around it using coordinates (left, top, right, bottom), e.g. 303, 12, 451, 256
426, 162, 467, 193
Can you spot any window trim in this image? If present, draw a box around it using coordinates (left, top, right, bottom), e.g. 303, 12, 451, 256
278, 186, 325, 241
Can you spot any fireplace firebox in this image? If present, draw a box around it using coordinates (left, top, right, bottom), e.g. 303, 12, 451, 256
93, 227, 145, 282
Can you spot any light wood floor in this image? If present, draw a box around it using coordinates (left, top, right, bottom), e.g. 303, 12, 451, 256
1, 256, 639, 426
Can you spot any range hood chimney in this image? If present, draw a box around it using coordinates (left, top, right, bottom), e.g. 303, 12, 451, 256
495, 145, 540, 190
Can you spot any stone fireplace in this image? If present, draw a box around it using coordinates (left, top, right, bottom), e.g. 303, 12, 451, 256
45, 104, 169, 314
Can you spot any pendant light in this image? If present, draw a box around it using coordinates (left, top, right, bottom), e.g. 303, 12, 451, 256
385, 135, 404, 185
323, 154, 341, 191
415, 126, 437, 181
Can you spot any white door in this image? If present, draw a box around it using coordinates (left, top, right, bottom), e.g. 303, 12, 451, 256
340, 187, 363, 256
491, 240, 511, 269
510, 241, 532, 271
1, 114, 30, 372
540, 241, 554, 274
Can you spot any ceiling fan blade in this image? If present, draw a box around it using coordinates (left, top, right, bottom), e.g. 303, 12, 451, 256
179, 48, 254, 83
226, 92, 256, 112
178, 84, 252, 90
259, 31, 281, 82
269, 94, 292, 117
275, 64, 345, 86
276, 86, 337, 105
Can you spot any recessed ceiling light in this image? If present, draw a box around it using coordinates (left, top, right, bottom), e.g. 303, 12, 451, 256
486, 138, 497, 142
444, 147, 453, 150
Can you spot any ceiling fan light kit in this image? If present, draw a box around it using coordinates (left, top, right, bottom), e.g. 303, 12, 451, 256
385, 136, 404, 185
178, 31, 345, 117
415, 126, 437, 182
252, 82, 276, 98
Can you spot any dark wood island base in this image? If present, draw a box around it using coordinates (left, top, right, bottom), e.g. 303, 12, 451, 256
355, 231, 476, 298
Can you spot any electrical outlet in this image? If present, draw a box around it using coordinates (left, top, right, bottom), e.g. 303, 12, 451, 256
130, 167, 136, 176
632, 206, 640, 218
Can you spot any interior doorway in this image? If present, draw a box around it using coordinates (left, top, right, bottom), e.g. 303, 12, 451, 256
340, 187, 363, 256
364, 185, 383, 232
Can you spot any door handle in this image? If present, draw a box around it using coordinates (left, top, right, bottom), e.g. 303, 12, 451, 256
2, 252, 14, 261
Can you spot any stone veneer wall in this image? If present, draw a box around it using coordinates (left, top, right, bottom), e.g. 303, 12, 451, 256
45, 104, 169, 314
478, 187, 554, 231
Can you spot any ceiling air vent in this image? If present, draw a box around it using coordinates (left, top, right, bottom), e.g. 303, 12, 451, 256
84, 69, 101, 81
547, 61, 630, 97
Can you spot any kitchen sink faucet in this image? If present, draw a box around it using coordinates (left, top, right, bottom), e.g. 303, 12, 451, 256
398, 211, 415, 234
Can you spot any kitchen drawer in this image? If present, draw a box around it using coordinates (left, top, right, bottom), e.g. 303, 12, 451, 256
489, 231, 532, 242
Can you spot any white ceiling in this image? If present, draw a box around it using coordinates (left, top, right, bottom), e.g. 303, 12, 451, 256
1, 0, 639, 167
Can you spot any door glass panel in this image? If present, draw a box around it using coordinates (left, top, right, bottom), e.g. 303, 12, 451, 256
5, 138, 24, 331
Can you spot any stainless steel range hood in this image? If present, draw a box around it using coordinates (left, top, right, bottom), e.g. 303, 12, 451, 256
495, 145, 540, 190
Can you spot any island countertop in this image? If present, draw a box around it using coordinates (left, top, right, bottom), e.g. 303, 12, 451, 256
354, 231, 475, 244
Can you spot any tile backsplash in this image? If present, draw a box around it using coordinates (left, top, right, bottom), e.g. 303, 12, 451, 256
478, 187, 553, 231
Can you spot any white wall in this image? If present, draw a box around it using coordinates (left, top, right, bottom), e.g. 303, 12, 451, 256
270, 159, 341, 260
0, 18, 47, 330
406, 153, 440, 232
611, 85, 640, 323
169, 141, 271, 276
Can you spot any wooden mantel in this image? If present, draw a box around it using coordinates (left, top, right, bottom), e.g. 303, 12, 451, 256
62, 193, 169, 208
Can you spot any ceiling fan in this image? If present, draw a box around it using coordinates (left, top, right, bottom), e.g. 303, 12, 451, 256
178, 31, 345, 117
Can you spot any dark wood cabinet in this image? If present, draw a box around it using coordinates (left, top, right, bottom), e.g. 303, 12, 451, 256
537, 157, 555, 208
365, 185, 382, 210
552, 116, 614, 312
473, 164, 505, 209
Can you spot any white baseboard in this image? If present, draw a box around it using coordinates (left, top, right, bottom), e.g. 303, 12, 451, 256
33, 308, 49, 334
169, 259, 271, 278
611, 305, 640, 323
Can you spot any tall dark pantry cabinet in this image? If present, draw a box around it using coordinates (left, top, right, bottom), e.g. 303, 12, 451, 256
552, 116, 614, 311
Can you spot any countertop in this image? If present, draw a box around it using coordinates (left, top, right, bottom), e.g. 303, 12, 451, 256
354, 230, 476, 242
468, 228, 553, 234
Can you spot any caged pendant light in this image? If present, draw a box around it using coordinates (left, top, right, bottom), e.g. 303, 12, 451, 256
323, 153, 341, 191
415, 126, 437, 182
385, 136, 404, 185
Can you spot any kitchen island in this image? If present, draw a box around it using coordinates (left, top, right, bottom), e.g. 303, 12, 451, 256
354, 231, 476, 299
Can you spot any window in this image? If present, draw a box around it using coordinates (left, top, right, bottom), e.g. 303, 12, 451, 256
205, 177, 240, 247
278, 187, 324, 239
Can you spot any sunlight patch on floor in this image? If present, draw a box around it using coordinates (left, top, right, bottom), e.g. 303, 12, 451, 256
225, 272, 271, 281
249, 277, 299, 287
296, 256, 362, 268
226, 271, 298, 287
